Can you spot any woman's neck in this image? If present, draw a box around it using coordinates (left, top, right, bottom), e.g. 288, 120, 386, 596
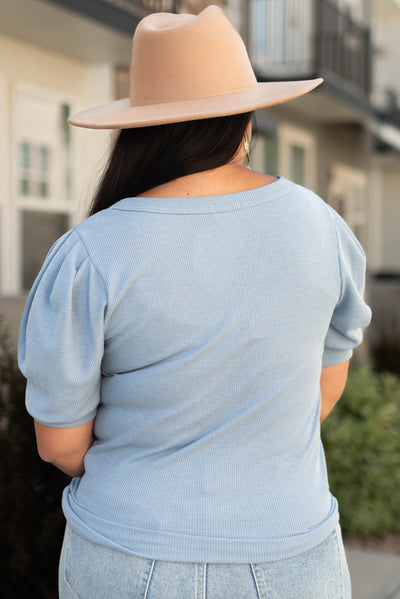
137, 163, 277, 198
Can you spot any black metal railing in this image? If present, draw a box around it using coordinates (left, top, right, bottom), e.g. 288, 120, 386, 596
245, 0, 314, 75
245, 0, 372, 100
100, 0, 182, 15
315, 0, 371, 95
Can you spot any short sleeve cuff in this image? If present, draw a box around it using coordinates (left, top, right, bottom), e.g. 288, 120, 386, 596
26, 400, 98, 429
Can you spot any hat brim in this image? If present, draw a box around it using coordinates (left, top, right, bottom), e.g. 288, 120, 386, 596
68, 78, 323, 129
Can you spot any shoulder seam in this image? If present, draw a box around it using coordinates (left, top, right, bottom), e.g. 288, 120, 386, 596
72, 229, 109, 300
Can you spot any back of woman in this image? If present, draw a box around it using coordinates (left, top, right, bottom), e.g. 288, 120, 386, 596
19, 6, 371, 598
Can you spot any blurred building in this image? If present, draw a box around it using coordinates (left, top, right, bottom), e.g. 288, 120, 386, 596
0, 0, 399, 348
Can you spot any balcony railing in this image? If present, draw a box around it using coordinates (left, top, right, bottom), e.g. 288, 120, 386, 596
315, 0, 371, 96
71, 0, 372, 104
245, 0, 372, 102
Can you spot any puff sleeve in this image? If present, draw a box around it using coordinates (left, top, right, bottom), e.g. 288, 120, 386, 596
322, 208, 372, 367
18, 230, 107, 427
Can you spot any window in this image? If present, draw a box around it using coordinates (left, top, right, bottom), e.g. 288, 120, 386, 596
15, 87, 73, 204
14, 84, 75, 292
248, 0, 313, 76
278, 124, 317, 191
253, 132, 279, 176
263, 134, 279, 176
18, 142, 51, 198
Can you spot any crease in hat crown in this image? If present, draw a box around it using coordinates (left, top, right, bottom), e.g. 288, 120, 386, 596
129, 5, 257, 107
68, 5, 323, 129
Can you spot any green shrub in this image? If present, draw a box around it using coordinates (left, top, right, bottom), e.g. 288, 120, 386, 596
0, 318, 69, 599
322, 365, 400, 537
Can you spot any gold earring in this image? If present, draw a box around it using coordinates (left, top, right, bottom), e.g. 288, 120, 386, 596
244, 134, 251, 169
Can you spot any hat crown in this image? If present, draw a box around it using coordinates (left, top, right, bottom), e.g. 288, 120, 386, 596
68, 5, 323, 129
129, 5, 257, 108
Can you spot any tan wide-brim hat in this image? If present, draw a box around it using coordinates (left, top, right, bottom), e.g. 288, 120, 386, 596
69, 5, 323, 129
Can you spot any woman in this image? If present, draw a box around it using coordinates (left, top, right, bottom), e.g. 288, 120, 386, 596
19, 6, 371, 598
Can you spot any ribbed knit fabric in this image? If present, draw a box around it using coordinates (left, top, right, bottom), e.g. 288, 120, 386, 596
19, 176, 371, 563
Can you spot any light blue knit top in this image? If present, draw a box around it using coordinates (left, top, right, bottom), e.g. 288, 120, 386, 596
19, 177, 371, 563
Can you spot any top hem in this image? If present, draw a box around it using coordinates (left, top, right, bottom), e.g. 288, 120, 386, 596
62, 489, 339, 564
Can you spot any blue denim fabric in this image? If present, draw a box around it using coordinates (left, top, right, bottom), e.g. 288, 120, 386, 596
59, 524, 351, 598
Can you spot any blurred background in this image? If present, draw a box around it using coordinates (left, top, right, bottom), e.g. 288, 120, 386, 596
0, 1, 399, 598
0, 0, 400, 354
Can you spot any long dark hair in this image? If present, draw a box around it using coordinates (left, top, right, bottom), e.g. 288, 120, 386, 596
88, 111, 254, 216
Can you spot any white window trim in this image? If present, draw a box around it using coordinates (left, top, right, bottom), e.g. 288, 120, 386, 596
12, 81, 78, 294
278, 123, 317, 191
13, 81, 77, 207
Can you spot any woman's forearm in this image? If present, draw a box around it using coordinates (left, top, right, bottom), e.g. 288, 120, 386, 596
34, 419, 95, 477
47, 439, 94, 477
320, 361, 350, 423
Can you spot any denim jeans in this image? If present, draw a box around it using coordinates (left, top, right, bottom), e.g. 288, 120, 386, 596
59, 523, 351, 598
